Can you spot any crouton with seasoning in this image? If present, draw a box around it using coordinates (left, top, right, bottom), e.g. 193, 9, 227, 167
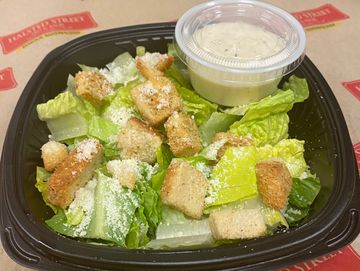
107, 159, 140, 190
161, 160, 208, 219
74, 70, 113, 107
117, 117, 162, 164
41, 141, 68, 172
256, 159, 292, 209
212, 132, 253, 160
131, 76, 182, 126
165, 111, 202, 157
47, 139, 103, 209
209, 209, 267, 240
136, 52, 174, 79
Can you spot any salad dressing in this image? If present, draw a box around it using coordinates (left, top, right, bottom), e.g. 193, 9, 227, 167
193, 22, 286, 61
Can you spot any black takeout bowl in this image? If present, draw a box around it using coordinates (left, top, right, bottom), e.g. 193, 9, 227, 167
1, 23, 359, 271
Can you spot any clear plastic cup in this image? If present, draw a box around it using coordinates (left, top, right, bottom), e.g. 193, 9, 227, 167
175, 0, 306, 106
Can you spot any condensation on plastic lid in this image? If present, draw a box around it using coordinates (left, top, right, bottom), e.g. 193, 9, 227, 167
175, 0, 306, 74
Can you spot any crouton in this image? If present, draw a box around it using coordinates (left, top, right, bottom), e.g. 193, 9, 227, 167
107, 159, 140, 190
161, 160, 208, 219
47, 139, 103, 208
212, 132, 253, 160
117, 117, 162, 164
41, 141, 68, 172
165, 111, 202, 157
74, 70, 113, 106
131, 76, 182, 126
136, 52, 174, 79
209, 209, 267, 240
256, 159, 292, 209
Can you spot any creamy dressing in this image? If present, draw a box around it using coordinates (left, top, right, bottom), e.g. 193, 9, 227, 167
186, 22, 287, 106
193, 22, 286, 61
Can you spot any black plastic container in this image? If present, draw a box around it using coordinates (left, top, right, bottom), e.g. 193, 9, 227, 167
1, 23, 359, 271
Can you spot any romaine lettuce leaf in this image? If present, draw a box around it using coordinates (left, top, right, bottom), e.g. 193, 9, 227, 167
146, 206, 212, 249
36, 91, 90, 141
46, 173, 140, 247
206, 146, 258, 208
151, 144, 174, 192
199, 112, 240, 145
230, 76, 309, 146
231, 113, 289, 146
257, 139, 308, 177
284, 176, 320, 226
282, 75, 309, 103
35, 167, 59, 213
88, 115, 118, 143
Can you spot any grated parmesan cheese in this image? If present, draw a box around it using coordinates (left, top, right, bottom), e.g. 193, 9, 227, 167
138, 52, 167, 69
75, 139, 99, 161
103, 106, 133, 127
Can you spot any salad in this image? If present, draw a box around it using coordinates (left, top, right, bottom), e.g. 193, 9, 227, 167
35, 45, 321, 249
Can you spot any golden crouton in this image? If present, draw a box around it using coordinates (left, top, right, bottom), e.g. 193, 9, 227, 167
117, 117, 162, 164
209, 209, 267, 240
41, 141, 68, 172
47, 139, 103, 208
161, 160, 208, 219
256, 159, 292, 209
131, 76, 182, 126
212, 132, 253, 160
165, 111, 202, 157
136, 52, 174, 79
107, 159, 140, 190
74, 70, 113, 106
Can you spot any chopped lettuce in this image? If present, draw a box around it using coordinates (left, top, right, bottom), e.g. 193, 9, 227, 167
257, 139, 308, 177
36, 91, 89, 141
283, 75, 309, 103
230, 77, 309, 146
35, 167, 59, 213
46, 173, 140, 246
146, 206, 212, 249
230, 90, 294, 146
88, 115, 118, 143
151, 144, 173, 192
199, 112, 240, 145
206, 147, 258, 208
165, 65, 217, 126
284, 176, 320, 225
231, 113, 289, 146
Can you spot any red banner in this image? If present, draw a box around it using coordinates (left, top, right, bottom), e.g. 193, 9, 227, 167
280, 246, 360, 271
292, 4, 349, 28
342, 80, 360, 101
0, 11, 97, 54
0, 67, 17, 91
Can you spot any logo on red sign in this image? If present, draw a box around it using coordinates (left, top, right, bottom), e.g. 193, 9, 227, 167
0, 67, 17, 91
292, 4, 349, 28
0, 11, 97, 54
279, 246, 360, 271
342, 80, 360, 101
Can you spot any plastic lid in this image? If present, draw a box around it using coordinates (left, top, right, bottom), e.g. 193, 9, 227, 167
175, 0, 306, 75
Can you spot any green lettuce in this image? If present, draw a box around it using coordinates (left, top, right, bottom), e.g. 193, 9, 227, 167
46, 173, 140, 247
151, 144, 173, 192
35, 167, 59, 213
199, 112, 240, 145
146, 206, 212, 249
284, 176, 321, 225
282, 75, 309, 103
36, 91, 89, 141
257, 139, 308, 177
206, 146, 258, 208
88, 115, 118, 143
230, 76, 309, 146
